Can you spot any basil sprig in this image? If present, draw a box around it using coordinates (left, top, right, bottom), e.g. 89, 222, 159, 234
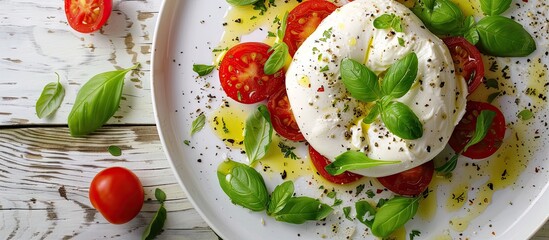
36, 73, 65, 119
476, 16, 536, 57
373, 14, 403, 32
436, 110, 496, 174
264, 12, 289, 75
480, 0, 512, 16
68, 64, 139, 137
142, 188, 168, 240
217, 159, 269, 211
412, 0, 465, 36
340, 52, 423, 140
244, 105, 273, 164
325, 151, 400, 176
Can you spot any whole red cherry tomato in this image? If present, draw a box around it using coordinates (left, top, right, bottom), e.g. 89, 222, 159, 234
89, 167, 144, 224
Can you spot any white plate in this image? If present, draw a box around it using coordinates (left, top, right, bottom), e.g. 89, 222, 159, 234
151, 1, 549, 239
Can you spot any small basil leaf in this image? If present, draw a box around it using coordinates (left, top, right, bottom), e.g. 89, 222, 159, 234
371, 196, 420, 238
463, 110, 496, 151
226, 0, 260, 6
108, 145, 122, 156
464, 28, 480, 45
326, 151, 400, 176
244, 105, 273, 164
68, 65, 138, 137
373, 14, 395, 29
517, 109, 533, 121
217, 159, 269, 211
278, 11, 289, 39
382, 52, 418, 98
476, 16, 536, 57
264, 43, 289, 75
480, 0, 512, 16
412, 0, 464, 35
267, 181, 294, 215
381, 101, 423, 140
363, 103, 380, 124
435, 153, 459, 174
192, 64, 215, 76
155, 188, 167, 203
343, 206, 353, 221
142, 203, 167, 240
355, 201, 376, 228
36, 73, 65, 119
340, 58, 382, 102
391, 17, 403, 33
273, 196, 333, 224
191, 114, 206, 136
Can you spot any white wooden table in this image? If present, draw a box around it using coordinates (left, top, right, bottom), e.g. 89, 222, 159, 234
0, 0, 547, 239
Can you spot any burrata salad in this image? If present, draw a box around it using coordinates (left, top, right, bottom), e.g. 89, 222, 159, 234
189, 0, 546, 238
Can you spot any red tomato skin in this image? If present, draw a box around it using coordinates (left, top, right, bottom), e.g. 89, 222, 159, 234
309, 145, 363, 185
219, 42, 285, 104
443, 37, 485, 95
65, 0, 113, 33
89, 167, 144, 224
377, 161, 434, 196
449, 101, 506, 159
283, 0, 338, 56
267, 88, 305, 141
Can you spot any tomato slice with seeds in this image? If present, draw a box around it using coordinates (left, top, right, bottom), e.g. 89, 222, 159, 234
443, 37, 485, 95
449, 101, 506, 159
283, 0, 338, 57
267, 88, 305, 141
309, 145, 363, 184
377, 161, 434, 196
65, 0, 112, 33
219, 42, 285, 104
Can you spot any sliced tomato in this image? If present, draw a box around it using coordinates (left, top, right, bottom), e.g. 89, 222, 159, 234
443, 37, 485, 95
449, 101, 506, 159
267, 88, 305, 141
65, 0, 112, 33
309, 145, 363, 184
283, 0, 338, 56
377, 161, 434, 196
219, 42, 285, 104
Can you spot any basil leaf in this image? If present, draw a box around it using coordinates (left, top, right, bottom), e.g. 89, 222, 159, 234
382, 52, 418, 98
480, 0, 512, 16
326, 151, 400, 176
476, 16, 536, 57
340, 58, 382, 102
143, 188, 168, 240
355, 201, 376, 228
374, 14, 403, 32
381, 101, 423, 140
463, 110, 495, 151
108, 145, 122, 156
278, 11, 289, 39
435, 153, 459, 174
192, 64, 215, 76
36, 73, 65, 119
343, 206, 353, 221
244, 105, 273, 164
273, 196, 333, 224
267, 181, 294, 215
371, 196, 420, 238
68, 65, 138, 137
264, 43, 289, 75
191, 114, 206, 136
412, 0, 464, 35
517, 109, 533, 121
217, 159, 269, 211
363, 103, 380, 124
226, 0, 260, 6
462, 16, 479, 45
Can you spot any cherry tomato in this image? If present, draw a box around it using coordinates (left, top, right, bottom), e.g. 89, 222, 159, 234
267, 88, 305, 141
219, 42, 285, 104
89, 167, 144, 224
443, 37, 485, 95
283, 0, 338, 56
65, 0, 112, 33
449, 101, 506, 159
309, 145, 363, 184
377, 161, 434, 196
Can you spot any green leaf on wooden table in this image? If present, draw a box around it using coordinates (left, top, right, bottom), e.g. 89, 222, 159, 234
142, 188, 168, 240
192, 64, 215, 76
108, 145, 122, 156
68, 64, 139, 137
267, 181, 295, 215
244, 105, 273, 164
36, 73, 65, 119
371, 196, 420, 238
217, 159, 269, 211
273, 196, 333, 224
191, 114, 206, 136
325, 151, 399, 176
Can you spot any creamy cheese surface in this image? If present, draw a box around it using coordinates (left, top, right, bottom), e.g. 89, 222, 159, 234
285, 0, 468, 177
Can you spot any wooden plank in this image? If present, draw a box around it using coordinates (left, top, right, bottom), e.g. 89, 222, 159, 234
0, 126, 216, 239
0, 0, 160, 126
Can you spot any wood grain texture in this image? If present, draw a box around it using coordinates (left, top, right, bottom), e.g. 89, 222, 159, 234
0, 0, 159, 125
0, 126, 216, 239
